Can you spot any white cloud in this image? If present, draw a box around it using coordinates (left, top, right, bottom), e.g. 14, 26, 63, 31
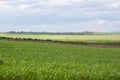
109, 2, 120, 8
50, 0, 68, 6
19, 4, 30, 11
0, 1, 6, 5
95, 20, 107, 26
48, 0, 83, 6
20, 0, 25, 2
94, 0, 109, 2
2, 5, 10, 8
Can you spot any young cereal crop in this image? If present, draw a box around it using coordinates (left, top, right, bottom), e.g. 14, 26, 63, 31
0, 40, 120, 80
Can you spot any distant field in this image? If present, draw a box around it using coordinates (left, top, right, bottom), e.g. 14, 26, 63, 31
0, 33, 120, 43
0, 40, 120, 80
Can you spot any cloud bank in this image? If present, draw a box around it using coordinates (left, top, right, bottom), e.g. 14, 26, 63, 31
0, 0, 120, 32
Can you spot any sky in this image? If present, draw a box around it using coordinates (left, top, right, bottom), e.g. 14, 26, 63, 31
0, 0, 120, 32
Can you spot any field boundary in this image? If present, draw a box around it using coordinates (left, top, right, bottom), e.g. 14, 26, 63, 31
0, 37, 120, 48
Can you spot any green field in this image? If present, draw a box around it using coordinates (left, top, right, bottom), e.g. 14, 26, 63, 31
0, 40, 120, 80
0, 33, 120, 43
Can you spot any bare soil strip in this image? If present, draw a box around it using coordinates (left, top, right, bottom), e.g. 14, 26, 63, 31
0, 37, 120, 48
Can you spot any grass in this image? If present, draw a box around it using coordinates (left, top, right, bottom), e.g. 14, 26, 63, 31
0, 33, 120, 43
0, 40, 120, 80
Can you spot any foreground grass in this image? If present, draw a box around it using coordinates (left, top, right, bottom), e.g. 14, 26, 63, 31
0, 40, 120, 80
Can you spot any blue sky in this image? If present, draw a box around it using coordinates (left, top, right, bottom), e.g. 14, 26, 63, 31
0, 0, 120, 32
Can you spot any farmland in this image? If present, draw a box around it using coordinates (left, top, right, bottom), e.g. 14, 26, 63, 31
0, 33, 120, 43
0, 33, 120, 80
0, 40, 120, 80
